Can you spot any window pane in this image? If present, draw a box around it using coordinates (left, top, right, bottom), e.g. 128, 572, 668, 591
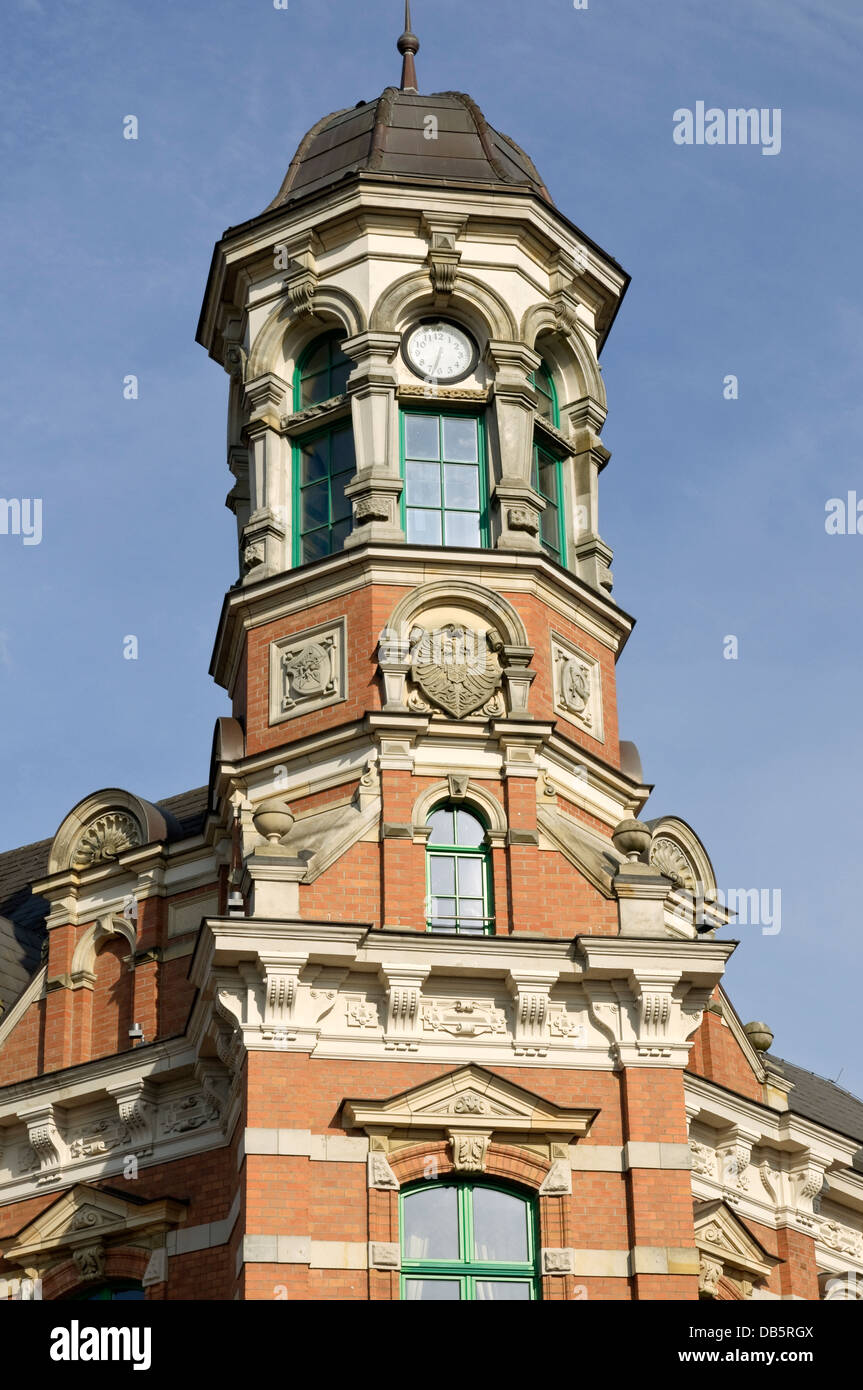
404, 1279, 462, 1301
405, 414, 440, 460
427, 808, 454, 844
331, 475, 351, 522
431, 897, 457, 922
459, 898, 485, 920
302, 370, 331, 407
301, 481, 329, 530
475, 1280, 531, 1300
541, 504, 560, 553
472, 1188, 529, 1263
444, 510, 480, 547
430, 856, 456, 894
407, 509, 442, 545
300, 440, 328, 484
455, 810, 484, 847
538, 456, 558, 504
403, 1187, 459, 1260
406, 460, 441, 508
302, 529, 330, 563
442, 416, 478, 462
443, 463, 479, 511
330, 519, 351, 554
330, 426, 356, 475
455, 859, 482, 897
301, 341, 329, 378
330, 356, 351, 396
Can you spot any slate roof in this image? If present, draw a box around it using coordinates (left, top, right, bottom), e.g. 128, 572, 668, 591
261, 88, 554, 215
768, 1054, 863, 1172
0, 788, 209, 1017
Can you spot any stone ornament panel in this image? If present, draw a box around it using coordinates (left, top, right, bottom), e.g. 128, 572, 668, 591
268, 616, 347, 725
551, 631, 603, 742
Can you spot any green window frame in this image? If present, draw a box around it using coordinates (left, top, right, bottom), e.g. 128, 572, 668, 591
530, 360, 566, 564
425, 802, 494, 935
400, 1181, 540, 1301
292, 419, 355, 565
293, 332, 352, 411
400, 410, 489, 549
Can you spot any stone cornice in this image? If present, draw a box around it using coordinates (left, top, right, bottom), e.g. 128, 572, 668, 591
209, 545, 635, 694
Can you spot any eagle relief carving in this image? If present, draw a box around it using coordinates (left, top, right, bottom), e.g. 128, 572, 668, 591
408, 623, 503, 718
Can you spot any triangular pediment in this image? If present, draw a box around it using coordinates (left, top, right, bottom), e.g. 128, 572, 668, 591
694, 1200, 778, 1282
1, 1183, 186, 1264
342, 1064, 596, 1137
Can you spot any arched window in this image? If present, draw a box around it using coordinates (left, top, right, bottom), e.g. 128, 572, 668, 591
68, 1281, 145, 1301
530, 359, 566, 564
292, 333, 356, 564
425, 803, 493, 935
294, 332, 352, 410
401, 1182, 539, 1300
401, 411, 488, 548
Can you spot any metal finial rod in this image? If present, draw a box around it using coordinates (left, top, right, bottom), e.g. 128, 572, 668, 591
398, 0, 419, 93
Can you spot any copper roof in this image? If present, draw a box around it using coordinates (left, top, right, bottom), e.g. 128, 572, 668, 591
263, 88, 554, 214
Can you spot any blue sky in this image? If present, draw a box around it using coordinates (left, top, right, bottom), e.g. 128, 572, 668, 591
2, 0, 861, 1093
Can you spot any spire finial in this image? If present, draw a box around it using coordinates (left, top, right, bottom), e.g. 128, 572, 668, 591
397, 0, 419, 93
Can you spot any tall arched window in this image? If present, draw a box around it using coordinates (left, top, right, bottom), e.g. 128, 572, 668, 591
425, 803, 493, 935
294, 332, 352, 410
530, 359, 566, 564
401, 411, 488, 548
401, 1182, 539, 1300
292, 333, 356, 563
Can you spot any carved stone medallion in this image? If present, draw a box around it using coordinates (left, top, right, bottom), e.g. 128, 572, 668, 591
269, 618, 347, 724
650, 837, 697, 892
408, 624, 503, 718
551, 633, 603, 740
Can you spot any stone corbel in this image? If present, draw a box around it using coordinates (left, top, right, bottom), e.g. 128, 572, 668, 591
506, 971, 558, 1057
108, 1080, 157, 1157
421, 214, 466, 300
259, 953, 307, 1043
449, 1130, 492, 1173
19, 1104, 66, 1186
715, 1127, 757, 1197
239, 506, 286, 581
380, 964, 429, 1052
631, 975, 678, 1059
500, 645, 536, 717
244, 373, 289, 427
790, 1155, 831, 1225
280, 230, 322, 317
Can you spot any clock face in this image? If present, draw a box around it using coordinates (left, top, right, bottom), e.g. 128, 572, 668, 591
403, 321, 477, 383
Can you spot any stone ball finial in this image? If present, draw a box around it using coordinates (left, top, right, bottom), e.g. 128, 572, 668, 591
612, 818, 652, 862
252, 797, 295, 845
744, 1021, 774, 1053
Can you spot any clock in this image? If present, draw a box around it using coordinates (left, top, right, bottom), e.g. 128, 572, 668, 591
402, 320, 478, 384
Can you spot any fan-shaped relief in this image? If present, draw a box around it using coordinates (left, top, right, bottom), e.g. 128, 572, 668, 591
72, 813, 142, 870
49, 790, 174, 876
646, 817, 726, 937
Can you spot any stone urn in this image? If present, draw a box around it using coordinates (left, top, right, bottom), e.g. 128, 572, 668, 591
744, 1021, 774, 1053
611, 818, 652, 863
252, 797, 295, 845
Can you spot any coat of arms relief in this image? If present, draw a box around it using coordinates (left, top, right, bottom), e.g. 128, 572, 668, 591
406, 623, 505, 718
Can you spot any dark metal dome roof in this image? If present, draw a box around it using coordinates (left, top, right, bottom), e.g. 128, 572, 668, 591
263, 88, 554, 212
